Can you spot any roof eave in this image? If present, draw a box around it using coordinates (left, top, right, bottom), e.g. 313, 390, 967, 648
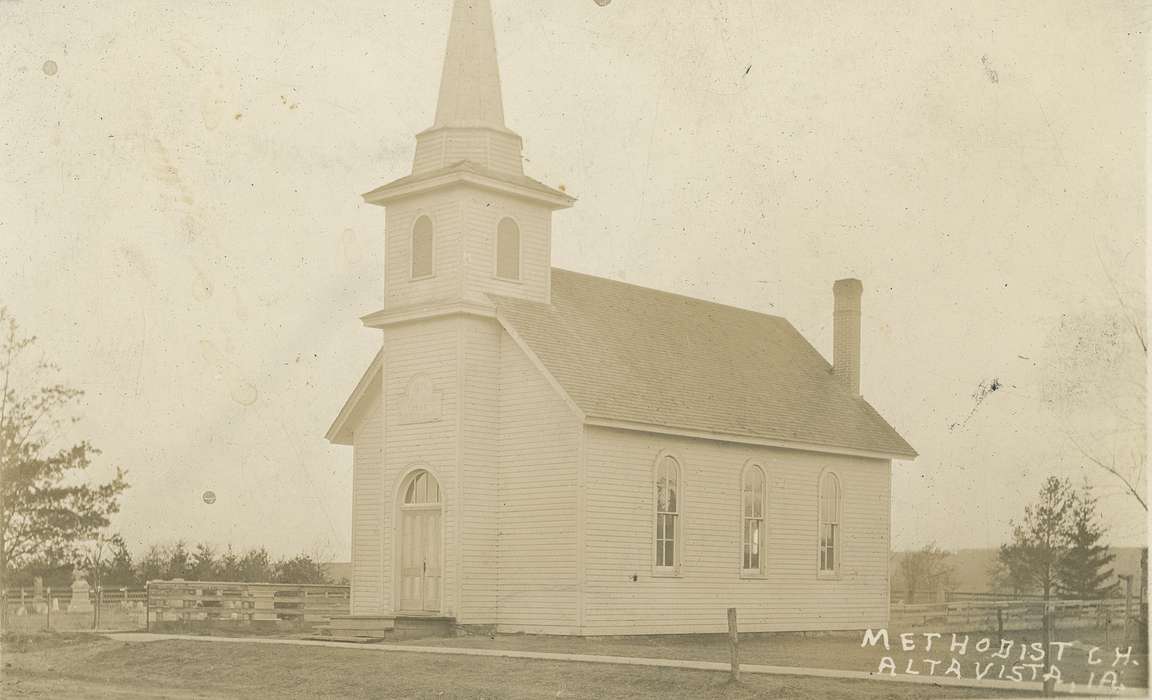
583, 416, 917, 461
362, 170, 575, 210
325, 349, 383, 445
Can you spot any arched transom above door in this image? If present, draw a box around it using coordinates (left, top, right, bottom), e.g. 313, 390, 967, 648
403, 469, 441, 505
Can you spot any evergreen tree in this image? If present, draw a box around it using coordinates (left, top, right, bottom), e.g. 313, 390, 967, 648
137, 544, 169, 583
275, 553, 329, 584
1057, 486, 1116, 599
997, 476, 1078, 691
0, 308, 128, 584
217, 545, 241, 581
991, 544, 1035, 595
103, 533, 137, 587
189, 542, 217, 581
238, 547, 273, 582
997, 476, 1077, 601
165, 540, 191, 579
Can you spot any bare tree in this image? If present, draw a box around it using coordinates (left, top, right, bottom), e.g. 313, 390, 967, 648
898, 543, 955, 603
1050, 241, 1147, 512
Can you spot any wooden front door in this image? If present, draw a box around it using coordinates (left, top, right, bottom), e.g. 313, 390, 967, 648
398, 470, 442, 612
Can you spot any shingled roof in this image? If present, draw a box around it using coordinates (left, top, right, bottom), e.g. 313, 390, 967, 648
491, 269, 916, 459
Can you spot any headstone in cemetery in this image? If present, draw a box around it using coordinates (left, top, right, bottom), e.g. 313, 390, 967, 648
33, 576, 46, 613
68, 568, 94, 614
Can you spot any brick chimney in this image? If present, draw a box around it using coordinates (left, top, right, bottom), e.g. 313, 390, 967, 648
833, 278, 863, 395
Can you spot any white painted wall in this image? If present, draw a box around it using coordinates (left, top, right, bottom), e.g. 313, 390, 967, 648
349, 394, 384, 615
496, 331, 582, 633
460, 192, 552, 306
459, 315, 502, 623
581, 426, 891, 635
382, 187, 553, 315
350, 327, 893, 633
379, 317, 462, 616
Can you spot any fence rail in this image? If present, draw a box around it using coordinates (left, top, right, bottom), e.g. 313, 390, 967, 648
146, 580, 350, 629
1, 586, 149, 633
890, 597, 1130, 633
1, 581, 351, 633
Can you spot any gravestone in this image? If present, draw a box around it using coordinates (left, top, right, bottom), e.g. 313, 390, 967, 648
32, 576, 46, 614
68, 568, 93, 614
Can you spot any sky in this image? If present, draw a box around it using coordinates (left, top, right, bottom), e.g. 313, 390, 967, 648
0, 0, 1146, 560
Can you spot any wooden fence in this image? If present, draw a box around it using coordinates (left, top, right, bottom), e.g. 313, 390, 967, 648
890, 597, 1130, 633
1, 586, 149, 632
146, 580, 350, 628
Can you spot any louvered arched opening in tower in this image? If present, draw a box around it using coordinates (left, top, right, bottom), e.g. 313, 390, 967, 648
411, 215, 434, 279
495, 217, 520, 281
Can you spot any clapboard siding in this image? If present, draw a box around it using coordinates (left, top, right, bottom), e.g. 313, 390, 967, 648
413, 129, 524, 176
384, 193, 463, 311
350, 396, 384, 615
461, 194, 551, 305
497, 331, 581, 632
460, 315, 501, 623
582, 426, 891, 635
381, 318, 461, 615
381, 191, 551, 315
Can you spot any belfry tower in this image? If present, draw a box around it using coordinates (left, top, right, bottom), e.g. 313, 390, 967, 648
361, 0, 573, 326
330, 0, 573, 626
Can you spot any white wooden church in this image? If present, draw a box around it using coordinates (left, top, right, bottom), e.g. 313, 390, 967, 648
327, 0, 915, 636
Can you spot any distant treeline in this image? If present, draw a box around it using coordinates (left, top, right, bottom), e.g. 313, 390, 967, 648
3, 535, 339, 589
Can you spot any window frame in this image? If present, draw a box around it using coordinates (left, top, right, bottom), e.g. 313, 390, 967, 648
402, 469, 442, 506
739, 461, 768, 578
817, 469, 842, 578
494, 216, 522, 282
652, 451, 684, 577
410, 214, 435, 281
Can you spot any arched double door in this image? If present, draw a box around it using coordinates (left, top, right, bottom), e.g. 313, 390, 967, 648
397, 469, 442, 613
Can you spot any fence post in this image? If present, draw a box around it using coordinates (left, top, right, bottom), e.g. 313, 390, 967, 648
1041, 600, 1054, 697
996, 607, 1003, 637
1105, 602, 1111, 649
1121, 575, 1133, 644
45, 587, 51, 631
727, 607, 740, 683
251, 585, 277, 626
145, 583, 150, 632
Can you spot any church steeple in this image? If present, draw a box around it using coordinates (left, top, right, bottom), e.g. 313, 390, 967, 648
361, 0, 574, 323
408, 0, 525, 178
433, 0, 506, 129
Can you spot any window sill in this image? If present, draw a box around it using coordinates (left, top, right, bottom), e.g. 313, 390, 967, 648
652, 568, 682, 578
494, 275, 523, 284
411, 274, 436, 282
817, 571, 841, 581
739, 571, 768, 580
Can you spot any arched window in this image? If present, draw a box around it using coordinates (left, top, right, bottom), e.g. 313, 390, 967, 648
404, 469, 441, 505
495, 217, 520, 280
742, 464, 766, 573
655, 455, 680, 570
818, 472, 841, 574
411, 215, 434, 279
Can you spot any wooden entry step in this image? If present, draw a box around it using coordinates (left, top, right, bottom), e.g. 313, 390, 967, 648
316, 614, 456, 641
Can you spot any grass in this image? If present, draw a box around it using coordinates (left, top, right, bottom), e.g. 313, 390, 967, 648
394, 627, 1147, 691
0, 632, 1039, 699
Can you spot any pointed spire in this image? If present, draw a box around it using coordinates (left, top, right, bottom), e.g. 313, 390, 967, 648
433, 0, 506, 129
